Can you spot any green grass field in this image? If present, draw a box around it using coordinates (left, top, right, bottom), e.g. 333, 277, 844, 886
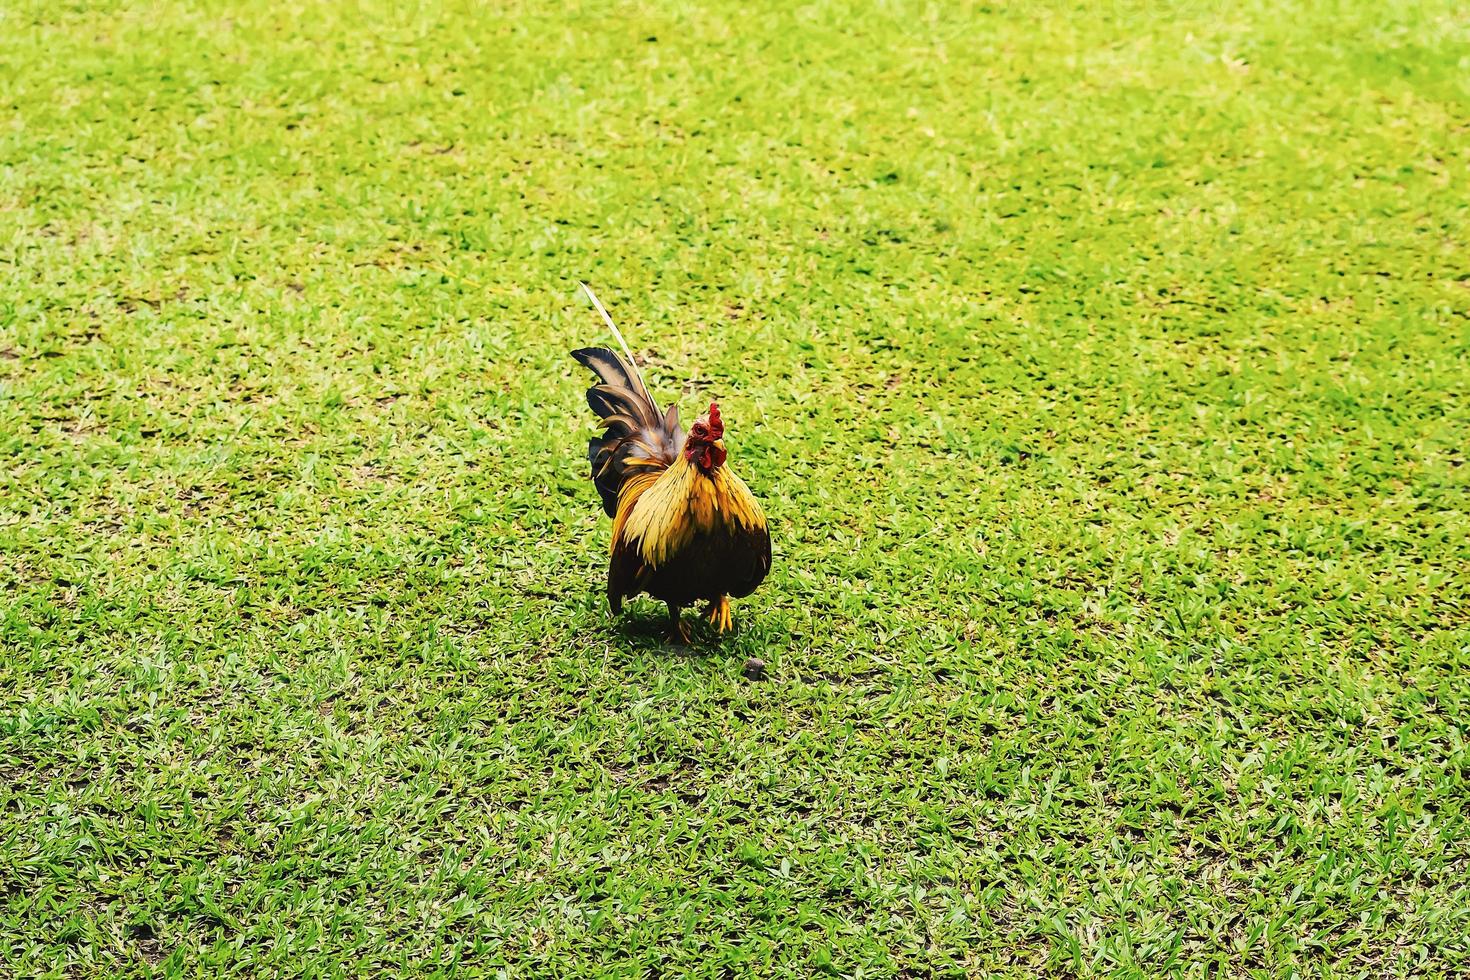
3, 0, 1469, 976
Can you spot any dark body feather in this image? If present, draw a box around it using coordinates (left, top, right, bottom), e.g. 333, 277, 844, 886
609, 515, 771, 613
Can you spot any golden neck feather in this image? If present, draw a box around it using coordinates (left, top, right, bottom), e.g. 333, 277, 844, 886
614, 455, 765, 565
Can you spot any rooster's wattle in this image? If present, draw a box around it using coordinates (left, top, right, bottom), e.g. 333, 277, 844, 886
571, 287, 771, 641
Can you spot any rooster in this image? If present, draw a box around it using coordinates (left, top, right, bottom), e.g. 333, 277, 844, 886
571, 284, 771, 642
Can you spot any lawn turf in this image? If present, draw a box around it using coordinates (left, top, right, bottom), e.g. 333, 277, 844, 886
2, 0, 1469, 976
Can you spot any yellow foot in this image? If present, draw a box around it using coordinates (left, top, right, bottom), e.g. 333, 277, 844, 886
704, 596, 733, 634
667, 617, 693, 645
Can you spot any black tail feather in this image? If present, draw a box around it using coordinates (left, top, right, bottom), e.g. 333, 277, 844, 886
571, 347, 682, 516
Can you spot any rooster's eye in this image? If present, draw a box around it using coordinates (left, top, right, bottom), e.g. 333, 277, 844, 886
691, 424, 707, 438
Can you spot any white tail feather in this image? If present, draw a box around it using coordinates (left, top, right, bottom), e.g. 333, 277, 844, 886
580, 281, 657, 412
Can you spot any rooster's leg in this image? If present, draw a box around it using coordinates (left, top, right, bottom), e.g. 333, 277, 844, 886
666, 603, 692, 644
704, 596, 732, 634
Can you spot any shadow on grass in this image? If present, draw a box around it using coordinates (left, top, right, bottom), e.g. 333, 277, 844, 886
608, 604, 788, 660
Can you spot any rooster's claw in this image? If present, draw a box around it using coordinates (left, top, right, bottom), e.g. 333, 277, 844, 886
704, 596, 733, 634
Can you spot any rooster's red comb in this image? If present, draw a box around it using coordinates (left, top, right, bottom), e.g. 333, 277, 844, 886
707, 402, 723, 439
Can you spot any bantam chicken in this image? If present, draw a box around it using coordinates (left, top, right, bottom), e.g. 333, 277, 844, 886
572, 284, 771, 642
